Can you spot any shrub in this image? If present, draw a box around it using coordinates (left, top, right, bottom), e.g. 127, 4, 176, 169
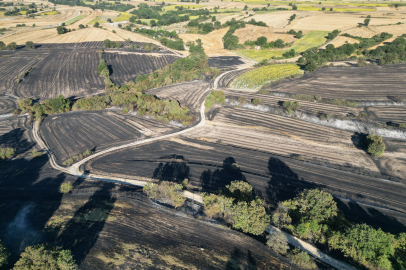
63, 150, 92, 165
282, 100, 300, 112
25, 41, 34, 49
56, 26, 67, 35
94, 22, 99, 27
287, 248, 317, 269
30, 150, 46, 158
0, 240, 9, 267
205, 90, 225, 110
143, 181, 185, 208
98, 59, 107, 74
79, 24, 84, 29
13, 244, 76, 270
252, 98, 262, 105
60, 182, 72, 194
267, 230, 290, 254
6, 42, 17, 50
0, 147, 16, 160
18, 98, 32, 112
366, 134, 385, 157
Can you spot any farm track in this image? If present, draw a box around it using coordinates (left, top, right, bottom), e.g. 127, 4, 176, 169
40, 111, 180, 164
145, 81, 212, 112
267, 64, 406, 101
223, 90, 360, 116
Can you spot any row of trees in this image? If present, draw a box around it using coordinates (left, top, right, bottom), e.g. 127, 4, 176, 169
0, 41, 17, 50
271, 189, 406, 270
133, 27, 185, 51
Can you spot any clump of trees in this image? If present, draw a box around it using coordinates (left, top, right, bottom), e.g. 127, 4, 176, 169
0, 147, 16, 160
287, 29, 303, 39
281, 100, 300, 114
0, 41, 17, 50
13, 244, 77, 270
18, 95, 71, 121
134, 28, 184, 50
272, 189, 406, 269
205, 90, 225, 110
63, 149, 92, 165
244, 37, 288, 49
143, 181, 186, 208
203, 181, 270, 235
366, 134, 385, 157
223, 19, 246, 50
56, 25, 68, 35
103, 39, 122, 49
25, 41, 35, 49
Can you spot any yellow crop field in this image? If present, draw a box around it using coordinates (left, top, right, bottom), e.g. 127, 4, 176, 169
239, 30, 329, 61
231, 64, 302, 90
113, 12, 132, 22
39, 11, 59, 16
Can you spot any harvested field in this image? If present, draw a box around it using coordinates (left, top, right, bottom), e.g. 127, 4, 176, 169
0, 159, 296, 269
267, 64, 406, 101
40, 110, 180, 164
208, 56, 245, 69
0, 97, 17, 115
243, 11, 297, 28
343, 27, 377, 38
217, 13, 244, 24
0, 115, 36, 155
322, 35, 360, 48
0, 57, 42, 93
223, 90, 360, 117
104, 52, 179, 85
14, 51, 104, 100
217, 69, 250, 88
145, 81, 210, 112
373, 24, 406, 36
85, 136, 406, 211
234, 25, 297, 44
365, 106, 406, 125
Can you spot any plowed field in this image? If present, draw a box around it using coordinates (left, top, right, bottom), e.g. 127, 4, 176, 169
0, 97, 17, 115
268, 64, 406, 101
0, 115, 36, 155
145, 81, 210, 112
40, 110, 180, 164
0, 57, 42, 93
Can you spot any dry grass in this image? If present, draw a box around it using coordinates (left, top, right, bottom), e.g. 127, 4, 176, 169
320, 35, 359, 49
343, 26, 377, 38
243, 11, 297, 28
234, 24, 297, 44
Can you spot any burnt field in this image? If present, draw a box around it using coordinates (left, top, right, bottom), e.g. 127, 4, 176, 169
104, 52, 179, 85
85, 137, 406, 215
0, 115, 36, 155
40, 110, 180, 165
145, 81, 210, 112
0, 157, 297, 270
2, 49, 180, 100
0, 97, 17, 115
208, 56, 245, 69
267, 64, 406, 102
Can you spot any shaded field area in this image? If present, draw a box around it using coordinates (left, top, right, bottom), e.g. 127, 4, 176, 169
0, 116, 36, 155
145, 81, 210, 112
0, 157, 296, 269
267, 64, 406, 102
0, 97, 18, 115
208, 56, 245, 69
365, 106, 406, 125
85, 137, 406, 214
40, 110, 180, 164
104, 52, 179, 85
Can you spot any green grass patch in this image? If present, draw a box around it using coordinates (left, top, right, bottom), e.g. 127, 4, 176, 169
232, 64, 302, 90
87, 16, 100, 24
205, 90, 225, 110
65, 14, 87, 25
113, 12, 132, 22
239, 30, 329, 61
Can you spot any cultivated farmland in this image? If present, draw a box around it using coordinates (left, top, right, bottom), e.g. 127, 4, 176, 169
243, 11, 297, 28
0, 97, 17, 115
0, 116, 36, 155
268, 64, 406, 101
0, 57, 42, 93
40, 110, 180, 165
234, 25, 297, 45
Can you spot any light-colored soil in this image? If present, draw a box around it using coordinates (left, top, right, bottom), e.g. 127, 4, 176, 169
373, 24, 406, 36
217, 13, 244, 24
243, 11, 298, 28
320, 35, 359, 49
234, 24, 296, 44
343, 26, 377, 38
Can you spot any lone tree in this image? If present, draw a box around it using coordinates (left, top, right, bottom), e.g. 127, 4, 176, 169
366, 134, 385, 157
13, 244, 77, 270
25, 41, 34, 49
93, 22, 99, 28
364, 18, 371, 27
56, 26, 67, 35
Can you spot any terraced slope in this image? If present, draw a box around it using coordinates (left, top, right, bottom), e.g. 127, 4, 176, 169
40, 111, 180, 164
145, 81, 210, 112
268, 64, 406, 101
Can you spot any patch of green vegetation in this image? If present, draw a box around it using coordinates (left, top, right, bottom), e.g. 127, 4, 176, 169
63, 150, 92, 166
0, 147, 16, 160
205, 90, 225, 110
143, 181, 185, 208
366, 134, 385, 157
60, 182, 72, 194
64, 14, 87, 25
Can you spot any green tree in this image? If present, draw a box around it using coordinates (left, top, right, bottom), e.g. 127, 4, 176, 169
98, 59, 107, 74
0, 41, 5, 50
226, 181, 253, 202
329, 224, 395, 269
143, 181, 186, 208
107, 18, 112, 23
79, 24, 84, 29
60, 182, 72, 193
212, 16, 216, 22
18, 98, 33, 112
266, 230, 290, 254
115, 41, 121, 48
287, 248, 317, 269
6, 42, 17, 50
366, 134, 385, 157
305, 60, 318, 71
25, 41, 34, 49
255, 36, 267, 46
13, 244, 77, 270
56, 26, 67, 35
364, 18, 370, 27
231, 199, 270, 235
94, 22, 99, 28
0, 240, 10, 267
100, 67, 110, 77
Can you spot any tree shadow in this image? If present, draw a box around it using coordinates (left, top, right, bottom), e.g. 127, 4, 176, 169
200, 157, 246, 193
0, 128, 35, 155
56, 182, 116, 265
153, 161, 190, 182
267, 157, 324, 205
351, 132, 367, 151
225, 248, 257, 270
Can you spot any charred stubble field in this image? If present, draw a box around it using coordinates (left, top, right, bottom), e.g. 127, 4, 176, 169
208, 56, 246, 69
85, 137, 406, 216
0, 115, 36, 155
267, 64, 406, 102
0, 97, 18, 115
0, 157, 296, 270
40, 110, 180, 165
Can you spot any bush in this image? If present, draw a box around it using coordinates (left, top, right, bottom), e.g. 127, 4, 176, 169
6, 42, 17, 50
13, 244, 76, 270
98, 59, 107, 74
143, 181, 185, 208
366, 134, 385, 157
25, 41, 34, 49
63, 150, 92, 166
56, 26, 67, 35
205, 90, 225, 109
267, 230, 290, 254
0, 147, 16, 160
252, 98, 262, 105
30, 150, 46, 158
287, 248, 317, 269
79, 24, 84, 28
0, 240, 9, 267
94, 22, 99, 27
60, 182, 72, 194
282, 100, 301, 112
